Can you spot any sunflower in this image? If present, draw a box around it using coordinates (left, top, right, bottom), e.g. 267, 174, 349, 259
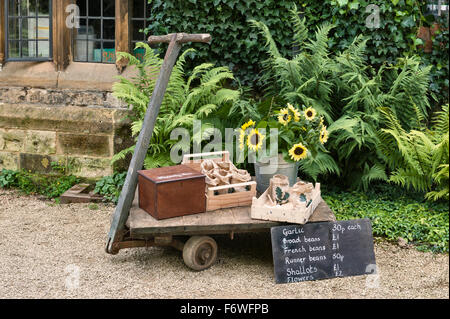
239, 129, 246, 150
241, 120, 255, 131
320, 126, 329, 144
304, 107, 317, 121
278, 108, 292, 126
287, 103, 301, 122
289, 143, 308, 161
247, 128, 265, 152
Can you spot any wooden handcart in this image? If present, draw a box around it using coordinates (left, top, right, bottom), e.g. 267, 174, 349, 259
105, 32, 336, 271
109, 191, 336, 271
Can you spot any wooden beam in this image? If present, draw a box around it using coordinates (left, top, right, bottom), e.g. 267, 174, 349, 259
115, 0, 130, 73
0, 0, 5, 67
52, 0, 72, 71
148, 33, 212, 44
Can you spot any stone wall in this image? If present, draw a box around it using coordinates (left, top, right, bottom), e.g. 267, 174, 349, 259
0, 87, 127, 108
0, 100, 133, 179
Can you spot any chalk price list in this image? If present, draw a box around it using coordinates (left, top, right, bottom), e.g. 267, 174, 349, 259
279, 226, 329, 283
271, 219, 376, 284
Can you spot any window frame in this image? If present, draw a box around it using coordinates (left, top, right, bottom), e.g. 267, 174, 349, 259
0, 0, 144, 72
72, 0, 116, 64
130, 0, 149, 47
5, 0, 54, 62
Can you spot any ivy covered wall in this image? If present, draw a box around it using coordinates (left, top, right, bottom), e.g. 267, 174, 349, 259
146, 0, 448, 103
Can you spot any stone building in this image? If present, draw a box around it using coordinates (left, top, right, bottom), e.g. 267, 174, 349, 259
0, 0, 152, 178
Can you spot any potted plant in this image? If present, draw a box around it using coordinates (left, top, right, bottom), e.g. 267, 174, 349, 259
239, 103, 329, 193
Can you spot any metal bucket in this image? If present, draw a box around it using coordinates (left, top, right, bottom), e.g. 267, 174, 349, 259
254, 154, 300, 194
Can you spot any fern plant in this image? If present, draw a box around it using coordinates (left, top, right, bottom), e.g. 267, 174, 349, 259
380, 104, 449, 201
250, 5, 433, 190
112, 43, 240, 169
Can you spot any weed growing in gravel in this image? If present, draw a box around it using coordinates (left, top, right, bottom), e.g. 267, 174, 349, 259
0, 169, 80, 200
94, 172, 126, 204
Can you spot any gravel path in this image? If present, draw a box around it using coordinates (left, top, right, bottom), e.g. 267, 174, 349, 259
0, 189, 448, 299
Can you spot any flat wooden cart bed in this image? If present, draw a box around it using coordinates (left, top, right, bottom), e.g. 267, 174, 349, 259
110, 191, 337, 271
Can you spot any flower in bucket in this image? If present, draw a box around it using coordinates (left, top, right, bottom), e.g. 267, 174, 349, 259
247, 128, 265, 152
304, 107, 317, 121
319, 125, 329, 145
289, 143, 308, 161
288, 103, 301, 122
239, 120, 265, 152
237, 104, 329, 165
278, 108, 292, 126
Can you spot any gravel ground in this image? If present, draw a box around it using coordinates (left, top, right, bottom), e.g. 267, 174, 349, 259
0, 188, 448, 299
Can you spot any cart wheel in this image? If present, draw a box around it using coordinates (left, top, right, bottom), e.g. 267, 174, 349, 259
182, 236, 218, 271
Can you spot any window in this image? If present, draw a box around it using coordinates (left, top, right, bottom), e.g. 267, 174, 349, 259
130, 0, 150, 61
130, 0, 150, 45
74, 0, 115, 63
6, 0, 52, 61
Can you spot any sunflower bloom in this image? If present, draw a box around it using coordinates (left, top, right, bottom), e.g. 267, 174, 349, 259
289, 143, 308, 161
304, 107, 317, 121
320, 126, 329, 144
239, 129, 246, 150
247, 129, 265, 152
287, 103, 301, 122
278, 108, 291, 126
241, 120, 256, 131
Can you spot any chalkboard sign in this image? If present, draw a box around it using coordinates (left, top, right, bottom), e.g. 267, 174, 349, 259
271, 219, 376, 284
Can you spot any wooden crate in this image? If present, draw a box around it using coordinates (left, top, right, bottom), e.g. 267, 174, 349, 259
251, 183, 322, 225
182, 151, 257, 212
137, 165, 206, 220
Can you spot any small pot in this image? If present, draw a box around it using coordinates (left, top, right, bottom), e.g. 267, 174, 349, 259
254, 154, 300, 194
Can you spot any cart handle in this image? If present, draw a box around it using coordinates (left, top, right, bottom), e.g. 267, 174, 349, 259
182, 151, 230, 164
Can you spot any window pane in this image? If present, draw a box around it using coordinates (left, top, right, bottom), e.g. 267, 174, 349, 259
102, 42, 115, 63
88, 0, 101, 17
25, 17, 50, 40
37, 0, 50, 15
20, 0, 36, 16
89, 18, 101, 39
104, 0, 115, 18
77, 0, 87, 16
103, 19, 115, 40
8, 41, 20, 58
132, 0, 145, 19
9, 0, 20, 16
90, 41, 103, 62
22, 41, 37, 58
132, 20, 145, 42
21, 18, 31, 39
8, 18, 20, 40
37, 40, 50, 57
74, 24, 96, 61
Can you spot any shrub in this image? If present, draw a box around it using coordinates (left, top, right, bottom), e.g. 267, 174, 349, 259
0, 169, 19, 188
250, 6, 432, 190
323, 184, 449, 253
145, 0, 449, 103
0, 169, 80, 200
94, 172, 127, 204
380, 104, 449, 201
112, 43, 241, 169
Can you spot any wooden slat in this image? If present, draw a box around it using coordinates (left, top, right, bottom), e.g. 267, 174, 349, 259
0, 0, 5, 67
52, 0, 72, 71
115, 0, 130, 73
128, 192, 336, 238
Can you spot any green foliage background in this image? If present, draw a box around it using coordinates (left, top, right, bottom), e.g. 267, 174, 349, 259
146, 0, 447, 104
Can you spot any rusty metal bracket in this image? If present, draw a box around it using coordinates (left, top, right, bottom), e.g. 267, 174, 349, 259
106, 33, 212, 254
